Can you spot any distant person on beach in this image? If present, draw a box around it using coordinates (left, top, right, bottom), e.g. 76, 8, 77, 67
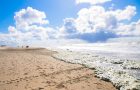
26, 46, 29, 48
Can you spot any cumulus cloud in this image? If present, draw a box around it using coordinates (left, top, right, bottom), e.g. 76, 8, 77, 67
76, 0, 111, 5
14, 7, 49, 29
116, 19, 140, 36
58, 18, 77, 38
75, 5, 136, 33
2, 7, 57, 46
111, 5, 136, 21
57, 4, 139, 42
60, 18, 77, 34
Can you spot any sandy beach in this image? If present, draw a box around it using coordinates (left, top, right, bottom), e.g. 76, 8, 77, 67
0, 48, 116, 90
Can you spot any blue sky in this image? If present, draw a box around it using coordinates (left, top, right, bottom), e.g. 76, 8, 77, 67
0, 0, 140, 46
0, 0, 140, 33
0, 0, 86, 33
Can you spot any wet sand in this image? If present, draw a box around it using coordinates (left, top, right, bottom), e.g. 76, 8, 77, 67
0, 48, 116, 90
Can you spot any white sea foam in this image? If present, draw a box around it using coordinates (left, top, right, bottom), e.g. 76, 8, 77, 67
50, 38, 140, 90
52, 48, 140, 90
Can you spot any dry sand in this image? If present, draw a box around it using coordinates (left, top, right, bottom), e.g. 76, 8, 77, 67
0, 48, 116, 90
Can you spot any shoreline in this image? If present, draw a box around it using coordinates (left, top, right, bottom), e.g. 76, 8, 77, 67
0, 48, 116, 90
52, 48, 140, 90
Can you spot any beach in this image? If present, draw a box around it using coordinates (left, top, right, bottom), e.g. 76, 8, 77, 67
0, 48, 116, 90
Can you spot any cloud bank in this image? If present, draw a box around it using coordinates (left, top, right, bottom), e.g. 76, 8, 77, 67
0, 0, 140, 46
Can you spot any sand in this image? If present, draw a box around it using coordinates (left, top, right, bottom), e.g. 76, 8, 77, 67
0, 48, 116, 90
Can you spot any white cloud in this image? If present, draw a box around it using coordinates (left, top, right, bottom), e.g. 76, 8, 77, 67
5, 7, 57, 46
111, 5, 136, 21
76, 0, 111, 5
135, 20, 140, 35
75, 6, 107, 33
59, 18, 76, 33
14, 7, 49, 29
116, 19, 140, 36
75, 5, 117, 33
0, 33, 19, 46
75, 5, 136, 33
57, 5, 138, 42
8, 26, 17, 34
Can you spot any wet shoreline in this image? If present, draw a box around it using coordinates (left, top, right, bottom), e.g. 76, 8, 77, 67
53, 49, 140, 90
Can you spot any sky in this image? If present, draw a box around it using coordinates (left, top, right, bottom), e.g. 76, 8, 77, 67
0, 0, 140, 46
0, 0, 86, 32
